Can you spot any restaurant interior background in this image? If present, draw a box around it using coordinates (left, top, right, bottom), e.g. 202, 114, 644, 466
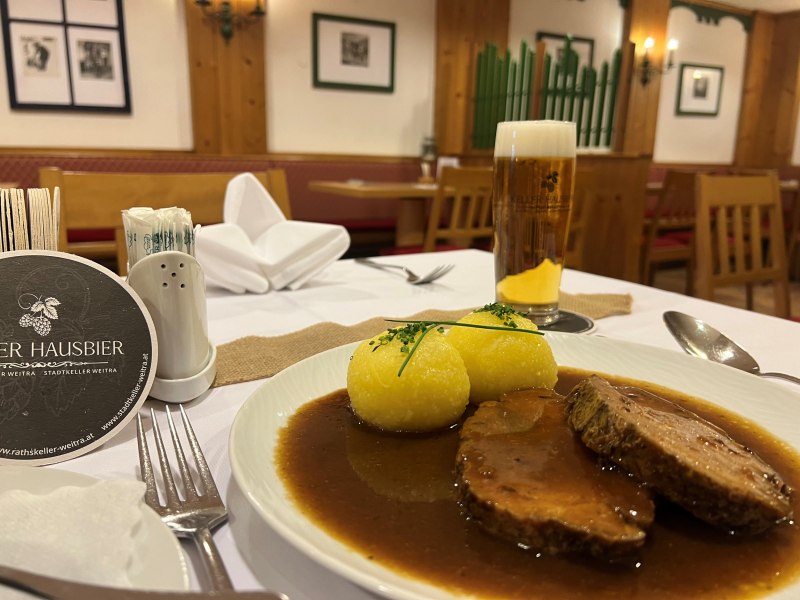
1, 0, 799, 298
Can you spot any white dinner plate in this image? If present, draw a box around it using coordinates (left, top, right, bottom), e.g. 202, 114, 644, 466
229, 333, 800, 600
0, 466, 189, 591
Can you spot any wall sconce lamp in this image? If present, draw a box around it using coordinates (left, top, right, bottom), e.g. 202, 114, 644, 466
194, 0, 265, 43
640, 37, 678, 86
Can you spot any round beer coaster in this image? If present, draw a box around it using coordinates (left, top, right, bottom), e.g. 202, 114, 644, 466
0, 251, 157, 466
538, 310, 596, 334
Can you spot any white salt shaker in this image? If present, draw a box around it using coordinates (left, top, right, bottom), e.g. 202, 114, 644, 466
127, 251, 216, 403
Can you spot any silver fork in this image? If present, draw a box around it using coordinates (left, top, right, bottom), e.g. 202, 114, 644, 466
355, 257, 454, 284
137, 406, 233, 592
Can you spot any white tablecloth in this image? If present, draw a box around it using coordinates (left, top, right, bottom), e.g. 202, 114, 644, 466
53, 249, 800, 598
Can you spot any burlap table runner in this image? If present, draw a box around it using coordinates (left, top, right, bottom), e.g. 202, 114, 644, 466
212, 292, 632, 387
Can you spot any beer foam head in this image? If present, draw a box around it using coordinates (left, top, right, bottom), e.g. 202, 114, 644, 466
494, 120, 576, 158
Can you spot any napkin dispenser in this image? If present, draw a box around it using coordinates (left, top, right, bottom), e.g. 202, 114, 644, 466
127, 251, 216, 403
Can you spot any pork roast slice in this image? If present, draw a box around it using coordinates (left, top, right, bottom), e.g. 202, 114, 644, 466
456, 388, 654, 559
566, 375, 793, 534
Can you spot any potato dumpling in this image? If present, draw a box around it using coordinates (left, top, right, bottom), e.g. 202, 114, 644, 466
447, 309, 557, 404
347, 326, 470, 432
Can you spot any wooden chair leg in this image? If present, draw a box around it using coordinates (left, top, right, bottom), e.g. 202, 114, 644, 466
745, 283, 754, 311
114, 227, 128, 276
775, 279, 791, 319
685, 259, 694, 296
694, 271, 713, 302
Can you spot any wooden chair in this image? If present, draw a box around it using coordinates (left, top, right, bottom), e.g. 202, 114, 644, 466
729, 169, 799, 278
422, 166, 493, 252
39, 167, 291, 275
572, 157, 650, 283
789, 190, 800, 280
640, 170, 697, 294
564, 179, 587, 272
694, 173, 791, 318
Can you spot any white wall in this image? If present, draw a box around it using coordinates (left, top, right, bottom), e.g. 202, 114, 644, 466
0, 1, 780, 162
653, 7, 747, 163
266, 0, 436, 156
508, 0, 624, 69
0, 0, 193, 150
0, 0, 435, 156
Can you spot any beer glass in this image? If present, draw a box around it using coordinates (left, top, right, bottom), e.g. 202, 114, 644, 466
492, 120, 576, 326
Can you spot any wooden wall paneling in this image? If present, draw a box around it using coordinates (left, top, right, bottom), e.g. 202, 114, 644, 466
434, 0, 509, 156
186, 1, 222, 153
735, 11, 800, 169
529, 41, 546, 120
575, 155, 651, 282
769, 12, 800, 166
434, 0, 464, 156
220, 2, 266, 155
185, 0, 267, 155
735, 12, 775, 167
619, 0, 670, 156
612, 41, 636, 152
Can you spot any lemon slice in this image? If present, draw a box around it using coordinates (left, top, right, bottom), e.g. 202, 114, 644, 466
496, 258, 562, 304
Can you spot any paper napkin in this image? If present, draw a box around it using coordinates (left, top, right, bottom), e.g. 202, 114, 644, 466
0, 479, 146, 592
196, 172, 350, 293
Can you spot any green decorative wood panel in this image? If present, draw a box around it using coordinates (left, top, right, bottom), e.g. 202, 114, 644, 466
472, 38, 622, 150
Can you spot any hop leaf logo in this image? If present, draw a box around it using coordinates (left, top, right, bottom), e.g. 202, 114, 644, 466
541, 170, 559, 193
18, 295, 60, 337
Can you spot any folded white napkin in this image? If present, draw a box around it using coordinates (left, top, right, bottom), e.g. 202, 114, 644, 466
0, 479, 146, 593
195, 173, 350, 293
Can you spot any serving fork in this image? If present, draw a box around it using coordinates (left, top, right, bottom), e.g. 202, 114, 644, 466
355, 257, 454, 284
136, 406, 232, 592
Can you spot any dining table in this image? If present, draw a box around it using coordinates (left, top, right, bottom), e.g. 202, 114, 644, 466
307, 180, 439, 247
30, 248, 800, 599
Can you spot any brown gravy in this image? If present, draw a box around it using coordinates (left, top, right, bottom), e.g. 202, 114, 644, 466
276, 368, 800, 600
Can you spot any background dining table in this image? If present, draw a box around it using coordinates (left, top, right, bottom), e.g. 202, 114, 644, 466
48, 248, 800, 599
307, 180, 439, 247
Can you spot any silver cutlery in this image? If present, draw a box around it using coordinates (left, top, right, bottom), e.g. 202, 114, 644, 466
0, 564, 284, 600
137, 406, 233, 592
663, 310, 800, 385
355, 257, 454, 284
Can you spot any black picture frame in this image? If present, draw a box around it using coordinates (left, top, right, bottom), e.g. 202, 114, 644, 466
312, 12, 395, 93
676, 63, 724, 117
535, 31, 595, 70
1, 0, 131, 113
675, 63, 725, 117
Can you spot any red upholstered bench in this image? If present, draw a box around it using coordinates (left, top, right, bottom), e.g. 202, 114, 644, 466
68, 228, 115, 243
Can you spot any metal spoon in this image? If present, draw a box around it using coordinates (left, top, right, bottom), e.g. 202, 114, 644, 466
663, 311, 800, 385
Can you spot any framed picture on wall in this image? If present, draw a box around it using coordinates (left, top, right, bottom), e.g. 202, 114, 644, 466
312, 12, 395, 93
676, 63, 723, 117
535, 32, 594, 71
0, 0, 131, 112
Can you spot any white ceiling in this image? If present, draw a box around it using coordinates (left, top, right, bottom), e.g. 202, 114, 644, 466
719, 0, 800, 12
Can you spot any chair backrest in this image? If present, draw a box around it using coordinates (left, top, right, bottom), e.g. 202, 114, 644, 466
648, 169, 697, 232
694, 172, 790, 318
423, 166, 493, 252
565, 174, 587, 272
39, 167, 291, 275
573, 158, 650, 282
